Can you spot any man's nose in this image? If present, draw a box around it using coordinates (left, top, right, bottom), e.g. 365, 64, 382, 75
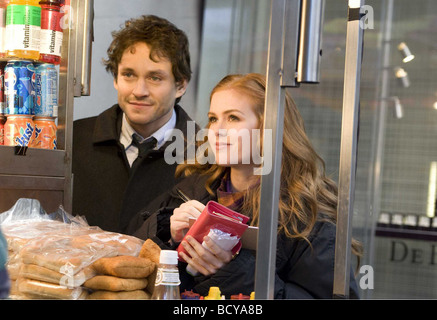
132, 78, 150, 98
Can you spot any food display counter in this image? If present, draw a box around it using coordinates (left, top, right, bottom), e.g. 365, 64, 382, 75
2, 199, 159, 300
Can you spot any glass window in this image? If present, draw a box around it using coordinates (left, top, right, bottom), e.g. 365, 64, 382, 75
197, 0, 437, 299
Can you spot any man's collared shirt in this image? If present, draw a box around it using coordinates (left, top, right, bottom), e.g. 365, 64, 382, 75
120, 109, 176, 167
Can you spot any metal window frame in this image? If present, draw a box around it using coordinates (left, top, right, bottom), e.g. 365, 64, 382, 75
255, 0, 365, 299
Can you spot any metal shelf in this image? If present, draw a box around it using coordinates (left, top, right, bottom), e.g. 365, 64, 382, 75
0, 0, 93, 216
375, 226, 437, 242
0, 146, 66, 177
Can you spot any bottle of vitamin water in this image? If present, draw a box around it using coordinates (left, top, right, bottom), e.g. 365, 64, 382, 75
39, 0, 63, 65
5, 0, 41, 60
0, 0, 9, 58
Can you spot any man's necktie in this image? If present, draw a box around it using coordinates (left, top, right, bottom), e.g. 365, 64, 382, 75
131, 134, 157, 172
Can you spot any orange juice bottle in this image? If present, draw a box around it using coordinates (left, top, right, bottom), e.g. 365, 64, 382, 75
5, 0, 41, 60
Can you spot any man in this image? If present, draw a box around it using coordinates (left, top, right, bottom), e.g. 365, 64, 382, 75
72, 15, 197, 233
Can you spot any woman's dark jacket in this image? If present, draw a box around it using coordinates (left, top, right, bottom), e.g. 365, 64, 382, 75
128, 173, 360, 299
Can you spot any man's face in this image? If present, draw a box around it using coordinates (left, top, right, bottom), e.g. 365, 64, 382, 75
114, 42, 187, 138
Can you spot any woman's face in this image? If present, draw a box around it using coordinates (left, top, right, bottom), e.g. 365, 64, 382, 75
207, 88, 260, 167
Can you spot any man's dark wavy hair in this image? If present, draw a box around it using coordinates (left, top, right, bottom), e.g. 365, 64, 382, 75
103, 15, 192, 90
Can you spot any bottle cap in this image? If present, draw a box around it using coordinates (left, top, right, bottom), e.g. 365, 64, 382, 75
39, 0, 64, 5
159, 250, 178, 265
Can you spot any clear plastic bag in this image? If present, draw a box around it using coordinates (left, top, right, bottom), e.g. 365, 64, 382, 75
186, 228, 240, 276
0, 198, 88, 226
16, 278, 88, 300
1, 198, 144, 299
205, 228, 240, 251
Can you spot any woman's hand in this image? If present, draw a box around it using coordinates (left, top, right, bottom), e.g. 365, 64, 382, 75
170, 200, 205, 243
179, 235, 233, 276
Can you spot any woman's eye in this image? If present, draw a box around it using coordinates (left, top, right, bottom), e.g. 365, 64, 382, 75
208, 116, 217, 123
228, 115, 239, 121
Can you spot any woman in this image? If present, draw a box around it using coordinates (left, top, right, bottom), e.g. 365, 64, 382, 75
130, 73, 362, 299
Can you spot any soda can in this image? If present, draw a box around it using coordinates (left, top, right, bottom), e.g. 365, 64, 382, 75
35, 63, 58, 117
4, 115, 35, 147
4, 60, 35, 115
32, 116, 57, 150
0, 116, 5, 145
0, 64, 4, 114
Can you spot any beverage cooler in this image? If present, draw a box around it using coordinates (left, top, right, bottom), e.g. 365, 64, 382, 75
0, 0, 94, 214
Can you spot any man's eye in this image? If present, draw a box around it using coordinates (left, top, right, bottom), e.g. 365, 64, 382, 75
122, 72, 134, 78
149, 76, 162, 82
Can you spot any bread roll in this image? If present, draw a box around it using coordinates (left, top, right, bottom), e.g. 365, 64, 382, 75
92, 256, 155, 279
72, 232, 144, 256
83, 275, 148, 291
138, 239, 162, 294
17, 278, 85, 300
20, 264, 95, 287
87, 290, 151, 300
138, 239, 161, 263
20, 249, 102, 275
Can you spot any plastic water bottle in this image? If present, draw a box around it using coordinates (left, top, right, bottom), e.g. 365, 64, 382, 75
151, 250, 181, 300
